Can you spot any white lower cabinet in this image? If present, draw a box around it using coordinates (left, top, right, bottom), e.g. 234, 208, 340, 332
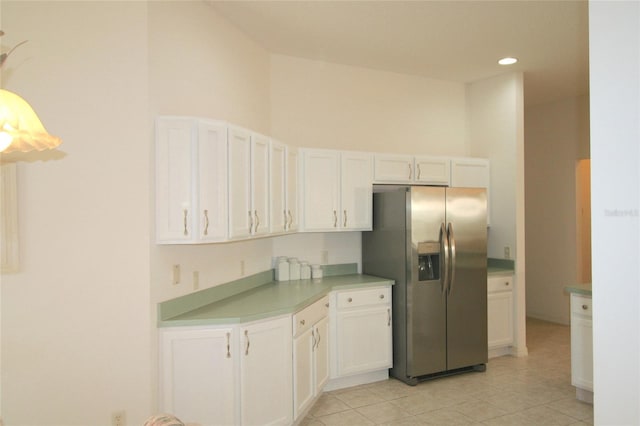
487, 274, 514, 354
159, 316, 292, 426
241, 316, 293, 426
570, 293, 593, 398
331, 286, 392, 377
293, 297, 329, 420
159, 326, 238, 426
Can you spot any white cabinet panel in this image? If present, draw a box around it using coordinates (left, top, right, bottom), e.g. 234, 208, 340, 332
228, 126, 252, 240
293, 297, 329, 420
331, 286, 392, 378
240, 316, 292, 426
159, 327, 238, 426
250, 133, 270, 237
374, 154, 450, 185
301, 149, 372, 232
270, 141, 287, 234
487, 275, 514, 352
570, 294, 593, 392
156, 117, 228, 244
414, 156, 450, 185
286, 147, 299, 232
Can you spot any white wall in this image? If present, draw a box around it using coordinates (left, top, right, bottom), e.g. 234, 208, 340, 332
524, 95, 590, 325
589, 1, 640, 424
466, 72, 527, 355
1, 2, 151, 425
270, 55, 468, 155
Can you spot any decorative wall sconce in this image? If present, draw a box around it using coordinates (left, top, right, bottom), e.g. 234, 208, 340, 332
0, 30, 62, 154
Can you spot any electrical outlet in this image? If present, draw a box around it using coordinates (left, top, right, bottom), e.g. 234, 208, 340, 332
193, 271, 199, 290
172, 264, 180, 285
321, 250, 329, 264
112, 410, 126, 426
504, 246, 511, 259
240, 260, 245, 276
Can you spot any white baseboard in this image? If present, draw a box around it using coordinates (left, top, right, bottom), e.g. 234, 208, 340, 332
323, 370, 389, 392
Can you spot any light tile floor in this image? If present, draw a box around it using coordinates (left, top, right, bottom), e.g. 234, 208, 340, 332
302, 318, 593, 425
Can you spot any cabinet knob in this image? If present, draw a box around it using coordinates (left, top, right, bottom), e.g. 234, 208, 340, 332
379, 294, 385, 299
582, 304, 588, 310
348, 297, 353, 303
505, 282, 510, 287
300, 319, 306, 325
325, 303, 329, 308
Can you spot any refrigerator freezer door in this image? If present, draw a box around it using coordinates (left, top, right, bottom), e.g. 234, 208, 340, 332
407, 186, 447, 377
445, 188, 488, 370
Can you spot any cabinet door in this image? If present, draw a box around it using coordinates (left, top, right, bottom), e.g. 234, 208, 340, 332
487, 291, 514, 348
241, 316, 292, 426
301, 150, 340, 231
373, 154, 413, 183
336, 306, 392, 376
414, 156, 450, 185
228, 126, 252, 239
571, 295, 593, 391
197, 121, 228, 242
314, 316, 330, 393
293, 327, 314, 420
286, 146, 299, 232
160, 327, 237, 426
251, 133, 270, 236
341, 152, 373, 230
156, 118, 194, 243
270, 141, 287, 234
451, 158, 490, 225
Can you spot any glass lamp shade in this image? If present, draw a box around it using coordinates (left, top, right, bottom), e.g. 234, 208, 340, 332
0, 88, 62, 153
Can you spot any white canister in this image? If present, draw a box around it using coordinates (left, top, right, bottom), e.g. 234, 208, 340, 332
275, 258, 290, 281
300, 262, 311, 279
289, 258, 301, 280
311, 264, 323, 280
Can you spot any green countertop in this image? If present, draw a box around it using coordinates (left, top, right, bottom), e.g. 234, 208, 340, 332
159, 272, 393, 327
565, 283, 592, 296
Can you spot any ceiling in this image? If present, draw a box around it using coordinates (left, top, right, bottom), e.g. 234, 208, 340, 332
209, 0, 589, 107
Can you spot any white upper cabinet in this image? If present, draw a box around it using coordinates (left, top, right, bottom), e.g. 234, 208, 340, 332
270, 141, 287, 234
414, 156, 450, 185
450, 158, 491, 225
270, 142, 299, 234
250, 133, 270, 237
228, 127, 271, 240
374, 154, 450, 186
156, 117, 228, 244
286, 146, 299, 232
301, 149, 372, 232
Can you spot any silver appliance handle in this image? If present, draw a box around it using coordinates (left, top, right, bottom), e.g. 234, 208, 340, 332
440, 223, 449, 294
447, 223, 456, 296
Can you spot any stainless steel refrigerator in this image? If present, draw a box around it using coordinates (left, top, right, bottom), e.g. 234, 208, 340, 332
362, 185, 487, 385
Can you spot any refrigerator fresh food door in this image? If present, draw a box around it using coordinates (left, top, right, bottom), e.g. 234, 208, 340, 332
445, 187, 488, 370
407, 186, 447, 377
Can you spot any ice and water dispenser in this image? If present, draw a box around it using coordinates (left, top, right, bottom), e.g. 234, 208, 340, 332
418, 242, 440, 281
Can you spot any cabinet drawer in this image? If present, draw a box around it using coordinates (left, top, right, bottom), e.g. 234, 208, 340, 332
336, 287, 391, 309
293, 296, 329, 337
488, 276, 513, 293
571, 294, 592, 318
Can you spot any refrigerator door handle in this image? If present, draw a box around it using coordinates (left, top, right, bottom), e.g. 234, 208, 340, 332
440, 222, 449, 294
447, 222, 457, 295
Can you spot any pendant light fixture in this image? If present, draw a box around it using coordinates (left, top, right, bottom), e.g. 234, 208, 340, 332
0, 30, 62, 154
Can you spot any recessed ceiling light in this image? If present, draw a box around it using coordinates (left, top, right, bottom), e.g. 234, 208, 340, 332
498, 57, 518, 65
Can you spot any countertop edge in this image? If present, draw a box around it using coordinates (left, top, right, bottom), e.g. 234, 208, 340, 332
564, 284, 592, 296
158, 276, 394, 328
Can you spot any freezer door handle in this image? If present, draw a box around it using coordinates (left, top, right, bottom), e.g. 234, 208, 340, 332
440, 222, 449, 295
447, 222, 457, 296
